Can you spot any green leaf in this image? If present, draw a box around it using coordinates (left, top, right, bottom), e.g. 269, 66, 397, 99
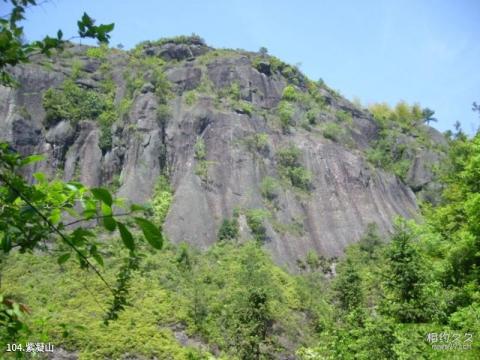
130, 203, 149, 212
71, 228, 94, 246
57, 253, 71, 265
100, 203, 115, 231
91, 187, 113, 206
103, 215, 116, 232
134, 217, 163, 249
2, 236, 12, 252
101, 202, 112, 215
33, 172, 47, 183
117, 222, 134, 251
66, 181, 84, 191
50, 208, 61, 224
20, 154, 45, 166
82, 208, 97, 220
90, 245, 104, 267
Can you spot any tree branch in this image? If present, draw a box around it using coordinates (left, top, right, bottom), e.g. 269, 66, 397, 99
0, 172, 113, 294
63, 212, 133, 228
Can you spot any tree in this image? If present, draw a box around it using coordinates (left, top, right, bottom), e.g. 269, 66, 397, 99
422, 107, 437, 125
473, 101, 480, 117
259, 46, 268, 57
357, 223, 383, 259
382, 221, 428, 322
473, 101, 480, 131
1, 0, 114, 86
228, 243, 274, 359
236, 288, 273, 360
218, 217, 239, 241
333, 258, 363, 313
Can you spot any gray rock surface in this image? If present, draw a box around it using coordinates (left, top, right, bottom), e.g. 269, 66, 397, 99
0, 43, 444, 268
45, 348, 78, 360
141, 41, 211, 61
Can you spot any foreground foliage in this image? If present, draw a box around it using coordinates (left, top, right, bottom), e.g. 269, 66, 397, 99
1, 240, 326, 359
0, 144, 164, 354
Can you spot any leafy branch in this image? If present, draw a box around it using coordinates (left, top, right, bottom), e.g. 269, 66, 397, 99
1, 0, 115, 86
0, 144, 164, 329
0, 171, 113, 291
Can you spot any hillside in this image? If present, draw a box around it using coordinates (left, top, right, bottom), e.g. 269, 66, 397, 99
0, 36, 446, 267
1, 35, 478, 360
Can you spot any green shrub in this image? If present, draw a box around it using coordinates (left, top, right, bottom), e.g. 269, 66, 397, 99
282, 85, 299, 102
156, 104, 170, 125
238, 100, 254, 116
218, 218, 239, 241
244, 133, 269, 153
365, 100, 441, 181
195, 160, 215, 181
193, 138, 214, 181
124, 54, 170, 103
70, 59, 84, 79
369, 101, 426, 131
124, 69, 145, 97
286, 167, 312, 191
42, 80, 113, 127
100, 77, 116, 94
391, 159, 412, 181
98, 110, 116, 152
276, 145, 312, 191
229, 82, 241, 101
252, 56, 305, 85
246, 209, 269, 242
118, 98, 133, 118
150, 34, 205, 47
277, 145, 302, 168
152, 175, 173, 226
306, 109, 317, 125
153, 72, 171, 103
357, 223, 383, 259
299, 119, 312, 132
86, 44, 109, 59
99, 62, 112, 75
194, 138, 206, 161
322, 122, 345, 142
184, 91, 197, 106
260, 177, 279, 200
277, 101, 295, 133
366, 131, 412, 181
336, 110, 353, 124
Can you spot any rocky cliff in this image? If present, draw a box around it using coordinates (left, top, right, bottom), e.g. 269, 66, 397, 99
0, 37, 444, 267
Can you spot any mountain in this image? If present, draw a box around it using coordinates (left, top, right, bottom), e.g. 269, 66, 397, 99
0, 36, 446, 267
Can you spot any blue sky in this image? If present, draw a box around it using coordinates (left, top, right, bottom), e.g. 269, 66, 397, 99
13, 0, 480, 133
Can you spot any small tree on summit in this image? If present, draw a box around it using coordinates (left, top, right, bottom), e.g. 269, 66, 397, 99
422, 108, 437, 125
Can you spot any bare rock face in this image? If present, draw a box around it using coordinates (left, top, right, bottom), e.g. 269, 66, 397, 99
206, 55, 286, 109
162, 103, 418, 266
0, 42, 442, 268
166, 65, 202, 93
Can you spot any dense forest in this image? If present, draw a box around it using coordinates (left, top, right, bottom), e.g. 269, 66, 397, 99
1, 1, 479, 359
